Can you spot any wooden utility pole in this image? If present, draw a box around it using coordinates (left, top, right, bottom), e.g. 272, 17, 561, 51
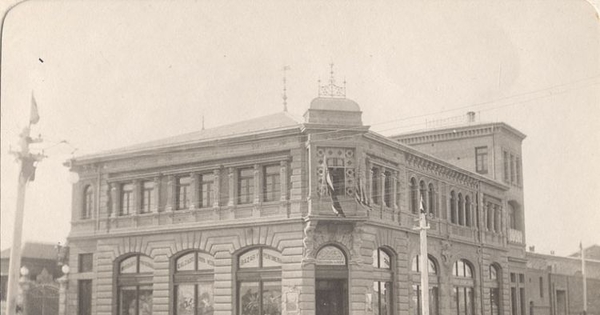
5, 96, 44, 315
413, 195, 430, 315
581, 242, 587, 315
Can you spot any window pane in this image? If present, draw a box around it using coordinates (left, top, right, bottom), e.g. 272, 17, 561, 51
176, 284, 195, 315
382, 282, 392, 315
239, 249, 260, 268
120, 256, 138, 274
197, 283, 214, 315
177, 253, 196, 271
120, 286, 138, 315
263, 281, 282, 315
239, 282, 260, 315
238, 168, 254, 204
139, 255, 154, 273
373, 282, 381, 315
458, 287, 465, 315
379, 250, 391, 269
79, 253, 93, 273
177, 177, 191, 210
428, 258, 437, 275
141, 181, 155, 213
138, 286, 153, 315
430, 286, 439, 315
197, 253, 216, 270
262, 249, 282, 267
490, 266, 497, 280
465, 263, 473, 278
466, 287, 474, 315
315, 246, 346, 266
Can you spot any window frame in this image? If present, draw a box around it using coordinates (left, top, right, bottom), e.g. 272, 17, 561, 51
120, 183, 134, 216
172, 251, 215, 315
176, 176, 192, 210
237, 168, 255, 205
475, 146, 489, 174
140, 180, 155, 214
115, 254, 154, 315
236, 247, 282, 315
262, 165, 280, 203
199, 173, 214, 208
82, 185, 94, 219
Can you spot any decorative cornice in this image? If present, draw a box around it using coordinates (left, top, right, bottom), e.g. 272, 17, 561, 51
405, 153, 479, 188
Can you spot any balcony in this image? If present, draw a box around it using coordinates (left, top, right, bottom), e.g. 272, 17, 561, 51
508, 228, 523, 244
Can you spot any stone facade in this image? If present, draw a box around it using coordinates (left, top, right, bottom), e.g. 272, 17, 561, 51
65, 90, 551, 315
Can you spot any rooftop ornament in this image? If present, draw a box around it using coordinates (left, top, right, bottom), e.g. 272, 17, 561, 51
318, 62, 346, 98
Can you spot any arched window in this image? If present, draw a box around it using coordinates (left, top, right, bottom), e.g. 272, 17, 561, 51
419, 181, 427, 212
116, 254, 153, 315
372, 248, 393, 315
465, 195, 471, 227
452, 259, 475, 315
428, 183, 435, 217
173, 251, 215, 315
410, 178, 418, 214
83, 185, 94, 219
489, 264, 501, 315
458, 193, 464, 226
237, 247, 282, 315
411, 255, 439, 315
450, 191, 457, 224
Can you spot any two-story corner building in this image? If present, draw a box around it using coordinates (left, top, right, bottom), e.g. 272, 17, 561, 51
65, 78, 527, 315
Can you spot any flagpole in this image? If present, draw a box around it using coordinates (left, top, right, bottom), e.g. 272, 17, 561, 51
581, 242, 587, 315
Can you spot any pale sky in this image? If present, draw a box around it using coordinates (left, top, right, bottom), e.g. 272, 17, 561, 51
1, 0, 599, 256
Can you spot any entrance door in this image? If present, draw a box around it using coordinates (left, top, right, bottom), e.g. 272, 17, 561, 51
316, 279, 347, 315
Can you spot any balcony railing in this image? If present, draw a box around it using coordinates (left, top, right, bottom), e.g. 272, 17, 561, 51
508, 228, 523, 244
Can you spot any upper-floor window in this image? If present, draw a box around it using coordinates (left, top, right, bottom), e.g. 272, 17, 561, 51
140, 181, 155, 214
503, 151, 509, 183
428, 183, 435, 216
510, 154, 515, 183
121, 183, 134, 216
475, 146, 488, 174
327, 158, 346, 196
83, 185, 94, 219
516, 157, 522, 186
238, 168, 254, 204
464, 195, 471, 227
263, 165, 280, 202
410, 177, 418, 214
372, 167, 380, 205
199, 173, 214, 208
458, 193, 465, 226
419, 180, 427, 212
384, 171, 393, 207
176, 176, 192, 210
450, 190, 457, 224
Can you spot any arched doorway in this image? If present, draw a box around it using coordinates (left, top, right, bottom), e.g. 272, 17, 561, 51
315, 245, 348, 315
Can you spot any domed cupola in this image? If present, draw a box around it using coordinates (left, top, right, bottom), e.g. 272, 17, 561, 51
303, 65, 363, 126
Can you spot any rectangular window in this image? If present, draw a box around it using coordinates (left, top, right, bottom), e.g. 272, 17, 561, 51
263, 165, 280, 202
511, 287, 518, 315
539, 277, 544, 299
510, 154, 515, 184
120, 183, 134, 216
414, 285, 439, 315
374, 281, 393, 315
78, 253, 93, 273
454, 287, 474, 315
384, 171, 393, 207
140, 181, 155, 214
78, 280, 92, 315
475, 146, 488, 174
238, 168, 254, 204
372, 167, 380, 205
490, 288, 499, 315
327, 158, 346, 196
199, 173, 214, 208
519, 273, 525, 283
176, 176, 191, 210
503, 151, 509, 182
516, 157, 522, 186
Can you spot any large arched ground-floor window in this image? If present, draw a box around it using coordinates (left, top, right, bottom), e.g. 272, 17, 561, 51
452, 259, 475, 315
411, 255, 439, 315
372, 247, 394, 315
236, 247, 282, 315
116, 254, 153, 315
173, 251, 215, 315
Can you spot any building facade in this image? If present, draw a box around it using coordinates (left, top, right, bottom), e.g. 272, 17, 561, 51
65, 78, 574, 315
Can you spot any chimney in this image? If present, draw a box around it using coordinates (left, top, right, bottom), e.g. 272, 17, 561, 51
467, 111, 476, 123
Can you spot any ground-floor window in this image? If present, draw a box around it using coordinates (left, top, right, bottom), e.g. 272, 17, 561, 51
238, 281, 281, 315
412, 285, 439, 315
373, 281, 392, 315
490, 288, 499, 315
173, 251, 215, 315
119, 285, 153, 315
454, 287, 474, 315
78, 279, 92, 315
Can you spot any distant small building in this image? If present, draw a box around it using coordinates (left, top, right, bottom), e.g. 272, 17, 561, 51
0, 242, 63, 302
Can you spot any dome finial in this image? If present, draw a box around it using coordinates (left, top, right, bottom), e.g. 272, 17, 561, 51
318, 63, 346, 98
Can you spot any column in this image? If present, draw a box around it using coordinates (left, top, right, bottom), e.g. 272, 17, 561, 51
228, 168, 235, 206
166, 175, 175, 212
213, 169, 221, 208
110, 183, 119, 218
280, 161, 288, 202
189, 172, 198, 210
153, 176, 161, 212
380, 170, 387, 208
253, 164, 260, 204
133, 180, 141, 215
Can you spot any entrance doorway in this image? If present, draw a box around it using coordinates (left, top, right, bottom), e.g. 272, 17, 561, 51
316, 279, 347, 315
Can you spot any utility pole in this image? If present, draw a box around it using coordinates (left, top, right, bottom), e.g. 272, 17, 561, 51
581, 242, 587, 315
5, 96, 44, 315
413, 195, 430, 315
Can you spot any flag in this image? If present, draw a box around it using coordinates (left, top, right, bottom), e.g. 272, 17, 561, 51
354, 175, 370, 209
30, 93, 40, 125
325, 168, 345, 217
419, 194, 426, 214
